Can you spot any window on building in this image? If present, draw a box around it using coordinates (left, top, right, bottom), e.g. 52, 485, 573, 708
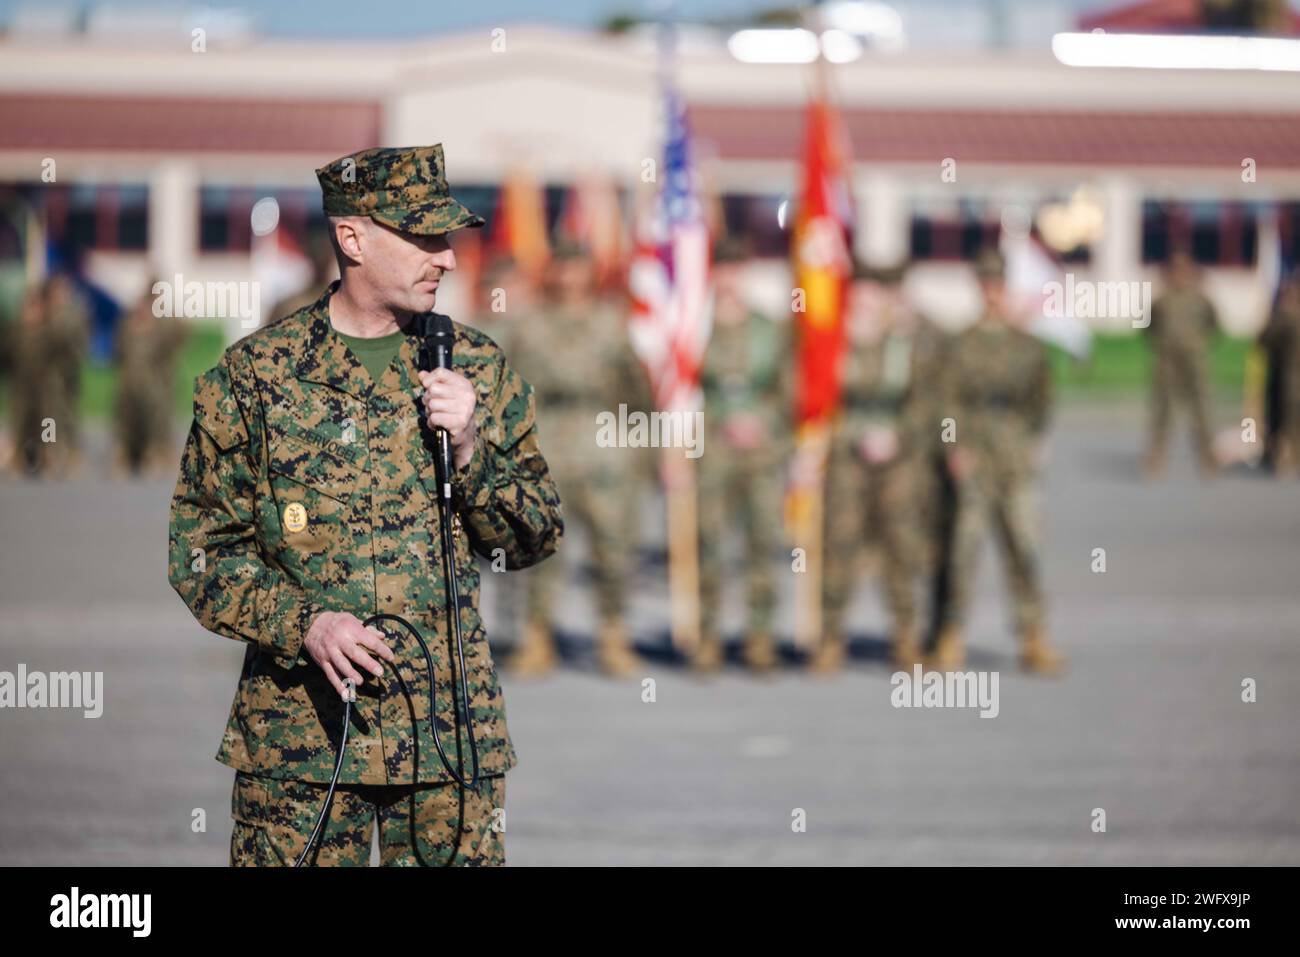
43, 183, 149, 252
909, 197, 1000, 262
1141, 200, 1258, 267
0, 187, 29, 261
1276, 202, 1300, 268
199, 187, 364, 253
719, 193, 788, 257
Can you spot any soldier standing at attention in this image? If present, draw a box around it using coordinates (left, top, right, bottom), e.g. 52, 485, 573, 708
9, 275, 89, 476
926, 249, 1065, 676
499, 241, 647, 678
810, 260, 942, 675
8, 287, 54, 474
114, 285, 188, 475
168, 145, 563, 866
690, 239, 787, 673
41, 273, 91, 475
1258, 268, 1300, 475
1143, 250, 1220, 477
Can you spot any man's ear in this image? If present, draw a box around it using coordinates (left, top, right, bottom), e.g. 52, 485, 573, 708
333, 217, 366, 264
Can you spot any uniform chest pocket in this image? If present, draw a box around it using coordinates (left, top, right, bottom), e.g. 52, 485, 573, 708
267, 432, 364, 550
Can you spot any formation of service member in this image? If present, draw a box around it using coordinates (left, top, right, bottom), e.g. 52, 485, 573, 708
113, 287, 187, 475
494, 240, 648, 678
168, 144, 563, 867
1258, 268, 1300, 474
7, 274, 89, 476
811, 259, 947, 675
1143, 250, 1220, 477
690, 238, 789, 673
926, 248, 1065, 676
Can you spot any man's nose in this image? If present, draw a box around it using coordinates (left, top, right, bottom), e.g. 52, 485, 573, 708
431, 247, 456, 271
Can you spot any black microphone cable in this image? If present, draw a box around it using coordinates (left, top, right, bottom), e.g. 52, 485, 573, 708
293, 311, 480, 867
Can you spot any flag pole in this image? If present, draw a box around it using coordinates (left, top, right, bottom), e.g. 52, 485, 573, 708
653, 8, 703, 655
665, 446, 701, 654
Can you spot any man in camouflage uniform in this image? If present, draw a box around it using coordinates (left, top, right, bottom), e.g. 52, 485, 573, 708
8, 287, 53, 474
8, 275, 89, 476
470, 256, 541, 656
1258, 268, 1300, 474
495, 242, 646, 678
42, 273, 91, 473
114, 286, 187, 474
810, 260, 946, 674
690, 240, 787, 673
927, 249, 1065, 676
168, 145, 563, 866
1143, 250, 1220, 477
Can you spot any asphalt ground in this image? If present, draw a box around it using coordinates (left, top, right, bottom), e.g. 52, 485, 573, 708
0, 396, 1297, 865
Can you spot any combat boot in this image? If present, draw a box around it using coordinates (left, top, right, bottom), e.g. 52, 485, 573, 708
596, 620, 641, 678
808, 637, 846, 676
508, 620, 557, 678
741, 632, 779, 672
689, 634, 724, 673
891, 624, 923, 670
924, 625, 964, 672
1019, 626, 1066, 676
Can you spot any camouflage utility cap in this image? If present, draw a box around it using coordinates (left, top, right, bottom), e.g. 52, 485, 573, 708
316, 144, 485, 236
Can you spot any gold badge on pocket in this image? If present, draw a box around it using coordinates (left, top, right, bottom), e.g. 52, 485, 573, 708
283, 502, 308, 533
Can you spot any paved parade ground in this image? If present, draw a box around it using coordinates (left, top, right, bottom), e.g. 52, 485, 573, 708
1, 397, 1297, 866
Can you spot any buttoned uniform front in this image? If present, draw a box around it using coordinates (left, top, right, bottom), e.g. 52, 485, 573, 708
168, 282, 563, 787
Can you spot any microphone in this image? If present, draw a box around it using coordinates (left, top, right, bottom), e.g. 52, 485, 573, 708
417, 311, 455, 500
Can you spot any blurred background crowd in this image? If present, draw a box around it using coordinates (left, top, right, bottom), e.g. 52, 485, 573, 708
1, 0, 1299, 672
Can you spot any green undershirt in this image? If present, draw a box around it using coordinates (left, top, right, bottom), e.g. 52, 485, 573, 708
334, 328, 406, 384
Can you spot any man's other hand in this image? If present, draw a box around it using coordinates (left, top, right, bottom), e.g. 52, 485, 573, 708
304, 611, 397, 701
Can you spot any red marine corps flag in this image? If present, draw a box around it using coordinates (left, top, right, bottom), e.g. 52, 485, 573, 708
792, 96, 854, 425
789, 71, 855, 648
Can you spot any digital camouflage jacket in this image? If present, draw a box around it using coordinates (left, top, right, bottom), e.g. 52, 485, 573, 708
168, 284, 563, 785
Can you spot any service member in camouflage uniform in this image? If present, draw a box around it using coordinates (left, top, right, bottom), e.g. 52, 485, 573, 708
1143, 250, 1220, 477
8, 276, 89, 476
1258, 268, 1300, 474
42, 273, 91, 473
114, 288, 187, 474
927, 249, 1065, 676
470, 256, 541, 656
810, 260, 946, 674
495, 242, 647, 678
690, 240, 788, 673
168, 145, 563, 866
8, 288, 54, 474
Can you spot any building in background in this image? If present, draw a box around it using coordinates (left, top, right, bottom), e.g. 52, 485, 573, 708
1, 1, 1299, 342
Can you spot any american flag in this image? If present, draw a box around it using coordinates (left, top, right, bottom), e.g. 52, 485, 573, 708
628, 83, 712, 415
